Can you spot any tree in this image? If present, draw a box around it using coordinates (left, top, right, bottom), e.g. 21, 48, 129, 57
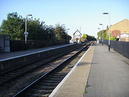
0, 12, 72, 44
97, 29, 117, 41
54, 24, 71, 43
27, 19, 48, 41
87, 35, 96, 41
81, 34, 87, 42
0, 12, 24, 40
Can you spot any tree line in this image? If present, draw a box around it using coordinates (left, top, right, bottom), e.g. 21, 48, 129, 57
81, 34, 96, 42
97, 28, 118, 41
0, 12, 71, 43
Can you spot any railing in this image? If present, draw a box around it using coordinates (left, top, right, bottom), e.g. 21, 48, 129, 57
103, 40, 129, 58
10, 40, 69, 52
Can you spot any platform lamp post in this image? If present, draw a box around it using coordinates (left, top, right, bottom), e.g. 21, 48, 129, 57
24, 14, 32, 44
66, 28, 70, 43
103, 12, 111, 51
97, 28, 101, 43
99, 24, 103, 45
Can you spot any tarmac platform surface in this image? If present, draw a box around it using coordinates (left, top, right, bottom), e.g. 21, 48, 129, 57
49, 44, 129, 97
85, 45, 129, 97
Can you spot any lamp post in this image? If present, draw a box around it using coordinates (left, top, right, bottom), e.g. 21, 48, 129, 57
24, 14, 32, 44
66, 28, 70, 43
97, 28, 101, 44
103, 12, 111, 51
98, 27, 100, 40
99, 24, 103, 45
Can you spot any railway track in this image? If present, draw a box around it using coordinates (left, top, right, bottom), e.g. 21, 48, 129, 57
0, 42, 91, 97
0, 44, 81, 86
12, 44, 90, 97
0, 51, 70, 85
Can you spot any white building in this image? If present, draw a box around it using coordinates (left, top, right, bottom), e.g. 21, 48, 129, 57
72, 29, 82, 43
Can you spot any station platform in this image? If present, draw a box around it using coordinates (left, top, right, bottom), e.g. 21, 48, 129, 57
0, 44, 71, 61
49, 44, 129, 97
49, 45, 95, 97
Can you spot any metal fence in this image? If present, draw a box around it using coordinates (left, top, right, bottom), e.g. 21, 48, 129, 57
10, 40, 67, 52
103, 40, 129, 58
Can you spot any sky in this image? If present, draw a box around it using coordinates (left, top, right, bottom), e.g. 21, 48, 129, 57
0, 0, 129, 37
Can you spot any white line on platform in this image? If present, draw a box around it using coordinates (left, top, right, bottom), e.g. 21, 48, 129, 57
49, 46, 91, 97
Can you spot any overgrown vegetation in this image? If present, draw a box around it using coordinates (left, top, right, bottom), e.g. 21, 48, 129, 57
0, 12, 71, 43
81, 34, 96, 42
97, 29, 117, 41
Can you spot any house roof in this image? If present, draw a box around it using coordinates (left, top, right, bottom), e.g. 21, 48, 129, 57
73, 29, 82, 36
110, 19, 129, 33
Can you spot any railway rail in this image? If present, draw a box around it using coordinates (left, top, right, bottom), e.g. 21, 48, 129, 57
0, 44, 82, 86
13, 44, 90, 97
0, 42, 92, 97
